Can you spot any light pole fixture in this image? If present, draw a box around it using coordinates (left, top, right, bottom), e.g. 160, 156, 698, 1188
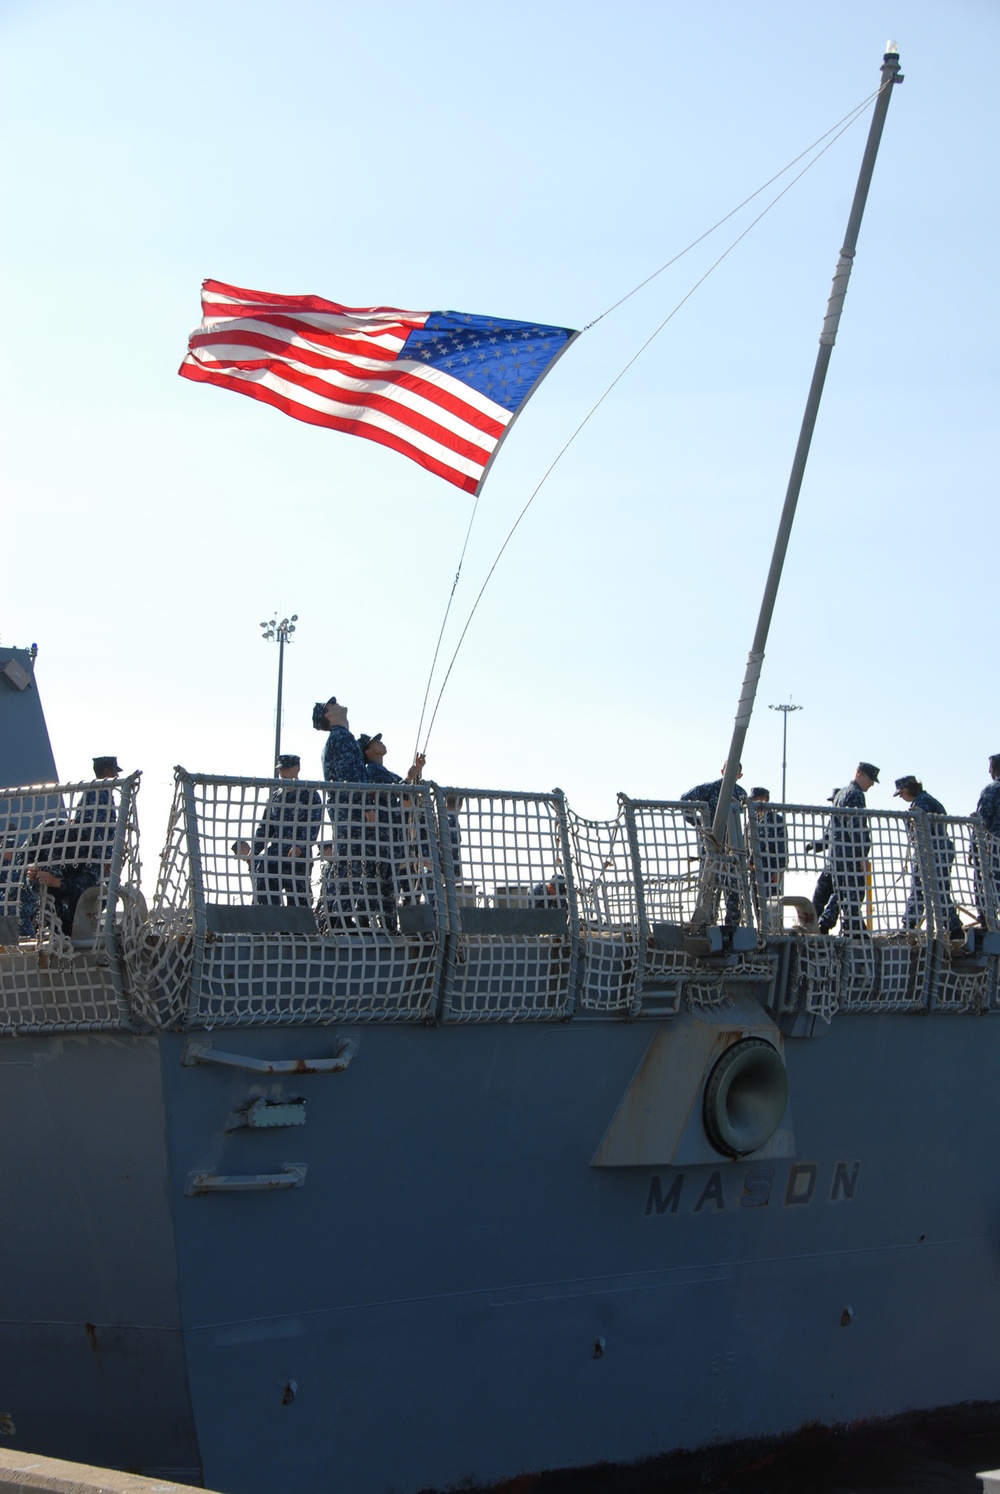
260, 614, 298, 769
768, 700, 802, 802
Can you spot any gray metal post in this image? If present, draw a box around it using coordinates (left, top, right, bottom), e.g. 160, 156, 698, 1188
694, 45, 903, 923
260, 614, 298, 771
770, 701, 803, 801
274, 630, 285, 766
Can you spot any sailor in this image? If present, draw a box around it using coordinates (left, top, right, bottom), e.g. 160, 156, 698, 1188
532, 875, 568, 909
812, 762, 879, 936
681, 763, 748, 927
20, 820, 100, 938
88, 755, 121, 805
680, 762, 748, 825
359, 733, 426, 787
251, 755, 323, 907
809, 869, 834, 928
748, 787, 787, 896
314, 698, 365, 783
356, 734, 412, 931
806, 792, 840, 922
0, 832, 22, 931
78, 755, 121, 865
313, 697, 366, 929
893, 776, 963, 939
444, 794, 464, 882
972, 753, 1000, 926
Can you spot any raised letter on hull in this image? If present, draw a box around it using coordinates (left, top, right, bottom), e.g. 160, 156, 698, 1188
645, 1174, 684, 1216
831, 1160, 861, 1201
785, 1163, 818, 1206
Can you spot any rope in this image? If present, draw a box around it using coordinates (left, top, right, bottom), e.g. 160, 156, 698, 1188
584, 85, 881, 330
416, 84, 886, 756
411, 485, 484, 763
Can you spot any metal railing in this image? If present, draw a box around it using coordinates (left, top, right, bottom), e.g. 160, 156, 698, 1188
3, 771, 999, 1031
745, 804, 996, 1015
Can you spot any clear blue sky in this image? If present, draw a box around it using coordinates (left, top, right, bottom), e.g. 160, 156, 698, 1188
2, 1, 997, 848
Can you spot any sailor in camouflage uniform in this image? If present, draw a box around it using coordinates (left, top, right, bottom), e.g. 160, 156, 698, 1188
747, 787, 787, 924
314, 698, 367, 929
316, 699, 366, 784
252, 755, 323, 907
0, 832, 23, 935
680, 764, 748, 826
812, 762, 879, 935
19, 820, 100, 938
77, 755, 121, 873
358, 734, 429, 928
681, 763, 748, 926
359, 733, 426, 788
82, 756, 120, 824
973, 753, 1000, 926
893, 776, 963, 939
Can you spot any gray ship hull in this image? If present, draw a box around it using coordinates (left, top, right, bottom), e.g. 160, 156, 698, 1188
3, 1010, 998, 1493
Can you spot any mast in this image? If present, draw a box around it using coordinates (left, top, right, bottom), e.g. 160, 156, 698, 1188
693, 43, 903, 924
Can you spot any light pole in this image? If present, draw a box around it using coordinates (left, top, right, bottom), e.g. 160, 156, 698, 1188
260, 614, 298, 769
769, 700, 802, 802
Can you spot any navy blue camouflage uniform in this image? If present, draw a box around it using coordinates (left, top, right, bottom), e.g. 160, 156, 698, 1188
753, 809, 787, 887
17, 821, 100, 938
680, 778, 748, 926
814, 782, 869, 935
445, 810, 462, 880
974, 779, 1000, 924
977, 781, 1000, 835
902, 791, 962, 938
0, 834, 29, 937
321, 727, 368, 929
749, 807, 787, 926
323, 727, 366, 785
80, 786, 117, 833
76, 784, 118, 885
4, 781, 118, 942
363, 758, 407, 930
35, 861, 100, 937
252, 784, 323, 906
364, 762, 402, 786
681, 779, 748, 823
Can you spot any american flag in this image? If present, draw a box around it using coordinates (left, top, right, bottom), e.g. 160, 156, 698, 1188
179, 279, 578, 494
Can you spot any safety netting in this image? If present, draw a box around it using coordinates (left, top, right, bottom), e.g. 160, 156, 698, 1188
0, 774, 142, 1033
4, 771, 999, 1030
567, 805, 639, 1014
436, 789, 575, 1022
755, 804, 995, 1014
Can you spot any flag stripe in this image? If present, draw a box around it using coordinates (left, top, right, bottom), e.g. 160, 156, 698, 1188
179, 279, 577, 493
198, 309, 413, 362
183, 352, 499, 467
201, 278, 424, 329
190, 325, 410, 373
179, 358, 481, 492
182, 353, 495, 472
187, 329, 508, 435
